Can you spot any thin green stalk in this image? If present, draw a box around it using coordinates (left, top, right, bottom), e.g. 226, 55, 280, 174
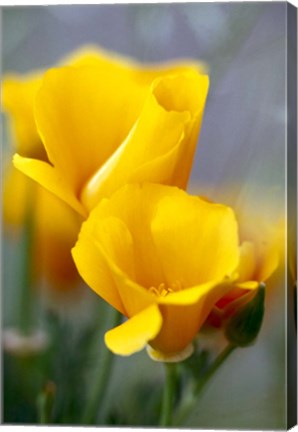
82, 308, 122, 425
194, 343, 236, 394
159, 363, 178, 427
19, 185, 35, 334
175, 344, 236, 426
37, 382, 56, 424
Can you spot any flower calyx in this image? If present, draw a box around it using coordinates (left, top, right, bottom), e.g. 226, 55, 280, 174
225, 282, 266, 347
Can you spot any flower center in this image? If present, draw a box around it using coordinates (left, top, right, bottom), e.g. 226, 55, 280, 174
148, 280, 183, 297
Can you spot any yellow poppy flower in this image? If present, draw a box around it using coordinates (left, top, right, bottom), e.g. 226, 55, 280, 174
72, 183, 239, 360
4, 45, 199, 157
12, 47, 208, 217
3, 47, 207, 297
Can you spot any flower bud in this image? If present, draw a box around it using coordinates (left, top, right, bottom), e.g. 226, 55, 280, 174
225, 283, 265, 347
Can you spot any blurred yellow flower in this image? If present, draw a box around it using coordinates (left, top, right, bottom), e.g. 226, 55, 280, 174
207, 211, 282, 327
72, 183, 239, 360
3, 164, 83, 295
12, 47, 209, 217
2, 48, 107, 292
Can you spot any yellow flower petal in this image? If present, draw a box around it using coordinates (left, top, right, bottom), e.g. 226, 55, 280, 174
13, 53, 208, 216
84, 183, 166, 289
73, 208, 156, 316
152, 73, 209, 190
207, 216, 282, 328
151, 279, 233, 354
151, 191, 239, 288
104, 304, 162, 356
98, 237, 157, 317
237, 241, 257, 282
80, 74, 195, 210
156, 277, 236, 306
256, 238, 280, 282
34, 186, 82, 290
2, 45, 133, 158
81, 73, 209, 211
4, 44, 205, 159
13, 154, 86, 217
235, 218, 281, 289
34, 65, 149, 196
71, 218, 129, 316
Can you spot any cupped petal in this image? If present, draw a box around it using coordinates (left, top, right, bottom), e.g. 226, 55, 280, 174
127, 141, 182, 186
152, 73, 209, 190
8, 48, 208, 217
105, 304, 163, 356
151, 190, 239, 288
34, 65, 149, 197
79, 183, 239, 292
73, 183, 241, 356
83, 184, 167, 288
81, 72, 209, 212
71, 219, 129, 315
3, 45, 205, 160
80, 85, 190, 210
73, 205, 156, 316
72, 205, 157, 316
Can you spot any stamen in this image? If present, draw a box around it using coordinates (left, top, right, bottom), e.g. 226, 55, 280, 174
148, 280, 183, 297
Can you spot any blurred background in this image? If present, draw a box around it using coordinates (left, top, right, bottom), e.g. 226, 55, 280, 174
2, 3, 288, 429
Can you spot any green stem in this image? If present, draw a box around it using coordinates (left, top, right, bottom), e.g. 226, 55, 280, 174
37, 382, 56, 424
195, 343, 236, 394
19, 184, 35, 334
82, 308, 122, 425
159, 363, 178, 427
175, 344, 236, 426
